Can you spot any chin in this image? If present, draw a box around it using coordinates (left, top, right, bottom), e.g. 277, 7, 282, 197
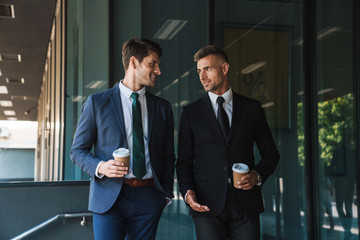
147, 81, 156, 88
204, 86, 212, 92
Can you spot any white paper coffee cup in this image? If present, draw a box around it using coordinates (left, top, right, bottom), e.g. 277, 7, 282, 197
113, 148, 130, 167
232, 163, 249, 189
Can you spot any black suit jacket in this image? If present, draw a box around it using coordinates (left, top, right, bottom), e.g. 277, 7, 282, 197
176, 92, 279, 216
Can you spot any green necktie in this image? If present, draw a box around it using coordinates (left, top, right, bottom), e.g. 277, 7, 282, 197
130, 92, 146, 179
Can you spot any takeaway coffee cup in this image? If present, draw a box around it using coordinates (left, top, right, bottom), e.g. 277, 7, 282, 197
113, 148, 130, 167
232, 163, 249, 189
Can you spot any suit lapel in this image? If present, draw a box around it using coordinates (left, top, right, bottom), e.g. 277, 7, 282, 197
109, 84, 127, 143
228, 92, 245, 142
146, 92, 155, 139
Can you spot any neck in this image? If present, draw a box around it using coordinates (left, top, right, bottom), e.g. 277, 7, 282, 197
212, 86, 231, 96
122, 73, 143, 92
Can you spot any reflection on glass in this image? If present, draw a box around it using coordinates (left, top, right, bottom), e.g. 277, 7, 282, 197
219, 0, 305, 239
319, 94, 357, 239
64, 0, 110, 181
316, 1, 357, 239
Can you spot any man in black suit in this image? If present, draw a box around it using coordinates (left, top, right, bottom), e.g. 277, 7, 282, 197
176, 45, 279, 240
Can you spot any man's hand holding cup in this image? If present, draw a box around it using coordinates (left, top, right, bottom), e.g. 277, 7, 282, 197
232, 163, 258, 190
98, 148, 130, 178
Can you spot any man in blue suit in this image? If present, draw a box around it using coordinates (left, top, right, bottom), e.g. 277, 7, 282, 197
70, 38, 175, 240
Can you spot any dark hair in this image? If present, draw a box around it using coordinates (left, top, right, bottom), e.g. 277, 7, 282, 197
122, 38, 162, 70
194, 45, 229, 64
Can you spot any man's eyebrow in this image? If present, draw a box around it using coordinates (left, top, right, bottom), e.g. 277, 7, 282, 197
199, 65, 210, 69
197, 66, 210, 72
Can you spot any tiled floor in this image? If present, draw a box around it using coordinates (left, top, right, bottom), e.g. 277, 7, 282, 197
156, 199, 359, 240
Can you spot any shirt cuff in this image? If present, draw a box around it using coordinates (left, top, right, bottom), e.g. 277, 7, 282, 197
95, 161, 104, 179
251, 170, 262, 186
165, 197, 172, 206
184, 190, 191, 204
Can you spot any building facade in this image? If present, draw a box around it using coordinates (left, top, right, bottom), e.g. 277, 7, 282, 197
33, 0, 359, 239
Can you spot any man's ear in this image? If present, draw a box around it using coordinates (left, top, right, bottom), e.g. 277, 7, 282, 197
130, 56, 138, 69
222, 62, 230, 75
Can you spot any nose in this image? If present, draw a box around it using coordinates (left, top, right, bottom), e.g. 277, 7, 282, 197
200, 70, 207, 80
155, 65, 161, 76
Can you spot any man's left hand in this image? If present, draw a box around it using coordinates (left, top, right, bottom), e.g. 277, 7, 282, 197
236, 170, 258, 190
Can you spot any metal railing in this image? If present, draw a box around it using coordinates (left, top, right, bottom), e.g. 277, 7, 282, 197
11, 212, 92, 240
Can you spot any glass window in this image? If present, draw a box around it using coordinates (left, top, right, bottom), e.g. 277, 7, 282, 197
140, 1, 209, 238
214, 1, 305, 239
316, 1, 357, 239
64, 0, 109, 180
139, 0, 305, 239
64, 0, 359, 239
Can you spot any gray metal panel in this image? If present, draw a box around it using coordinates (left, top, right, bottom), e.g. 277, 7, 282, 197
0, 181, 92, 240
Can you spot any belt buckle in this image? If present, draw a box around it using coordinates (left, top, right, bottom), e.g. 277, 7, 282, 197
130, 178, 140, 187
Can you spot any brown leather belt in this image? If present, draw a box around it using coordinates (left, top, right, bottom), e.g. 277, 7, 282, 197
123, 178, 154, 187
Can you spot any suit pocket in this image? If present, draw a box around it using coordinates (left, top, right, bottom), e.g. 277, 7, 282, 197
194, 173, 208, 182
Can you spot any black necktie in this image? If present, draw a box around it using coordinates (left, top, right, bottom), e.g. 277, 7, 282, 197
130, 92, 146, 179
217, 96, 229, 137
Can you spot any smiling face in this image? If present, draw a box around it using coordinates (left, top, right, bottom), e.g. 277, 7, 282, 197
197, 54, 230, 95
134, 51, 161, 88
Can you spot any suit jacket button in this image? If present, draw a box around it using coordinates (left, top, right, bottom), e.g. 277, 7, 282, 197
223, 167, 227, 171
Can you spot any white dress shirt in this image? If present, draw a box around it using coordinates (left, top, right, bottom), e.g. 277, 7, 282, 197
95, 80, 153, 179
208, 88, 233, 127
119, 81, 153, 179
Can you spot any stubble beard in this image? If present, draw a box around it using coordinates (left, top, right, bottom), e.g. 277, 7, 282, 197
203, 82, 215, 93
145, 76, 156, 88
136, 72, 156, 88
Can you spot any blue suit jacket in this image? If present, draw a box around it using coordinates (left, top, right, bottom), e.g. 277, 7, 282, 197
70, 84, 175, 214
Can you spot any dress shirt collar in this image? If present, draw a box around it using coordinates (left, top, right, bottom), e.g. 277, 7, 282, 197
208, 88, 232, 106
119, 80, 146, 98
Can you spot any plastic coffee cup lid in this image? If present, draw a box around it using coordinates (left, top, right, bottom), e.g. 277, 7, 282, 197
232, 163, 249, 173
113, 148, 130, 158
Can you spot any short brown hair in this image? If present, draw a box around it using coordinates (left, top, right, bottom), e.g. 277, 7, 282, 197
194, 45, 229, 64
122, 38, 162, 70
